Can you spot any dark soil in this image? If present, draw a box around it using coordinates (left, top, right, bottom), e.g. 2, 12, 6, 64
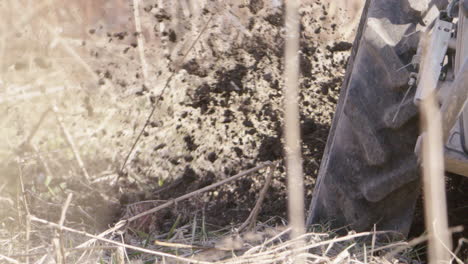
248, 0, 265, 14
107, 1, 351, 231
2, 0, 467, 262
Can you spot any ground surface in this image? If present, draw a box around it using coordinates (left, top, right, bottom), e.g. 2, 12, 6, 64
1, 0, 466, 263
1, 0, 358, 228
100, 0, 356, 229
0, 0, 360, 260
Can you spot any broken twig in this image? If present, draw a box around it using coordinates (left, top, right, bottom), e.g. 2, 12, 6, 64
78, 161, 273, 248
119, 13, 215, 174
52, 105, 90, 180
238, 162, 277, 232
30, 216, 212, 264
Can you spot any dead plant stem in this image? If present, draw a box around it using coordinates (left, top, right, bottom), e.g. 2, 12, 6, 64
217, 230, 393, 264
119, 13, 215, 174
30, 216, 213, 264
17, 161, 31, 264
238, 163, 277, 232
384, 226, 463, 260
78, 162, 273, 248
31, 144, 55, 179
54, 193, 72, 264
132, 0, 149, 86
24, 108, 51, 148
420, 90, 451, 263
284, 0, 305, 263
52, 106, 90, 180
0, 254, 20, 264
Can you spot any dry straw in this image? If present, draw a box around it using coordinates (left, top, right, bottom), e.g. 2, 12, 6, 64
284, 0, 306, 263
1, 1, 465, 263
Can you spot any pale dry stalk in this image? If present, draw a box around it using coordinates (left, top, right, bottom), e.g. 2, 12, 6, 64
284, 0, 306, 263
0, 18, 5, 77
132, 0, 149, 86
0, 254, 20, 264
31, 144, 55, 179
52, 105, 90, 180
78, 162, 273, 249
30, 216, 213, 264
53, 193, 73, 264
158, 0, 170, 62
219, 230, 391, 264
419, 87, 451, 263
188, 0, 205, 37
238, 163, 277, 232
243, 227, 293, 256
17, 161, 31, 264
25, 108, 51, 145
119, 12, 215, 173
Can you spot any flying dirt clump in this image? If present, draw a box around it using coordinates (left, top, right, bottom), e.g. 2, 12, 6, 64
21, 0, 358, 229
111, 2, 354, 227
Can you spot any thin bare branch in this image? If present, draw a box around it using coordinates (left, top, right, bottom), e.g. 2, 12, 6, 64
78, 162, 273, 248
119, 13, 215, 174
0, 254, 20, 264
54, 193, 73, 264
384, 226, 463, 260
52, 106, 90, 180
30, 216, 213, 264
59, 193, 73, 226
17, 161, 31, 264
132, 0, 149, 85
419, 70, 452, 264
31, 144, 55, 179
284, 0, 305, 263
24, 108, 51, 149
238, 163, 277, 232
413, 12, 460, 263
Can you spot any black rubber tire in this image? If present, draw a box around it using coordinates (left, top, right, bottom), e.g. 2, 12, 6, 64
306, 0, 444, 236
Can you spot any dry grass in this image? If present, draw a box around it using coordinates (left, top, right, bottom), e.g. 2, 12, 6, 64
283, 0, 306, 263
2, 212, 440, 264
0, 0, 466, 263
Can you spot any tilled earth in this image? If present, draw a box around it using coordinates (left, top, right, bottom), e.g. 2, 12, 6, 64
0, 0, 361, 235
2, 1, 468, 262
103, 1, 356, 229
